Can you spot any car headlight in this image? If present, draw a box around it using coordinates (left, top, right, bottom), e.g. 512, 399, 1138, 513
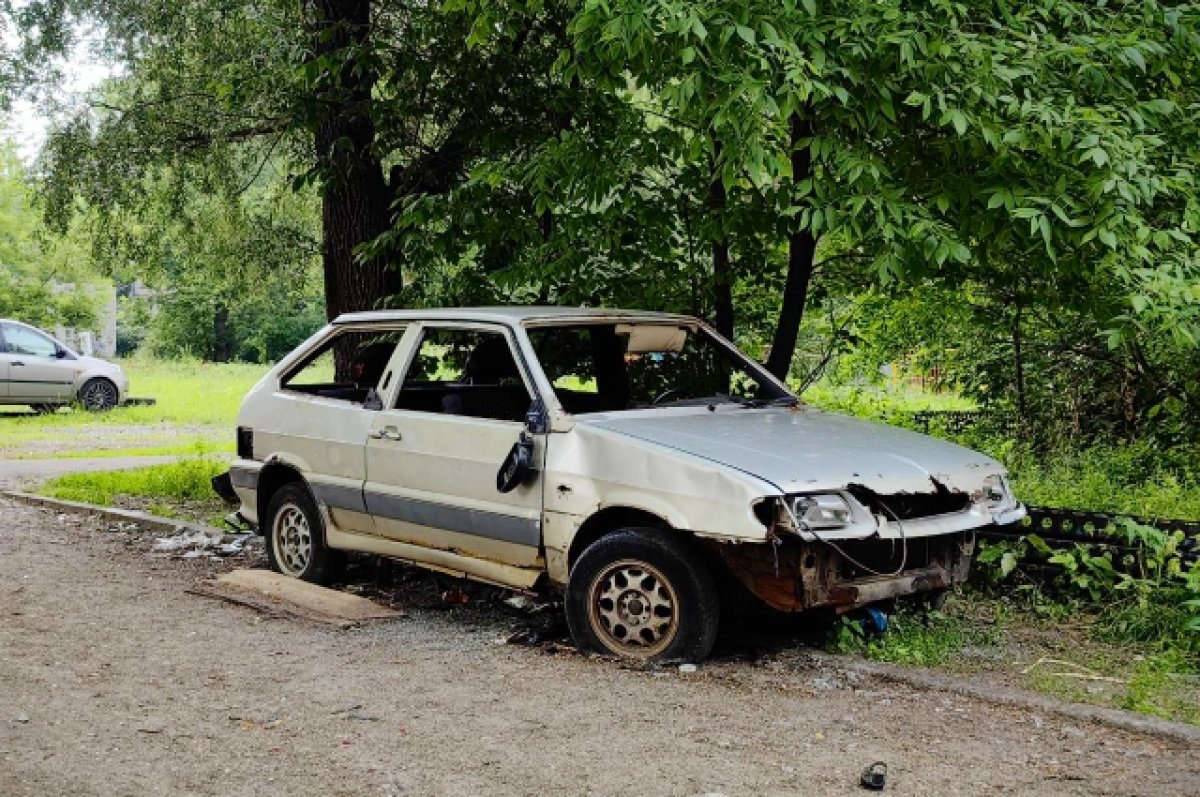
983, 474, 1011, 507
789, 494, 852, 529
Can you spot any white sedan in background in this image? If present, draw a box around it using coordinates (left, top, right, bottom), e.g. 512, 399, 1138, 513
0, 319, 129, 412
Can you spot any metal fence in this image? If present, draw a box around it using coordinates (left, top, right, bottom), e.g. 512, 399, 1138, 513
979, 505, 1199, 563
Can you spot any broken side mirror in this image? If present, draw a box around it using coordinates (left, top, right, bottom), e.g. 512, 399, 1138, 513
496, 432, 535, 493
524, 398, 548, 434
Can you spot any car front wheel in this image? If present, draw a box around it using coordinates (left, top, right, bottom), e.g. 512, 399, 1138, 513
78, 378, 119, 411
565, 529, 720, 663
264, 483, 342, 584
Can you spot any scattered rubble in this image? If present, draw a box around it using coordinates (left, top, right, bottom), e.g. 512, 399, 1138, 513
151, 528, 255, 558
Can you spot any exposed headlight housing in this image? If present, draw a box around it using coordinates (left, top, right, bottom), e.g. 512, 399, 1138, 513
790, 494, 852, 530
983, 474, 1011, 507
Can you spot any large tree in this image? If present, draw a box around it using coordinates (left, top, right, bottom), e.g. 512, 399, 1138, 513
30, 1, 592, 330
9, 0, 1200, 417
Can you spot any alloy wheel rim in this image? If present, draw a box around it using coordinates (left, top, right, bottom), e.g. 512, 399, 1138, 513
272, 504, 312, 576
587, 559, 679, 658
82, 382, 115, 409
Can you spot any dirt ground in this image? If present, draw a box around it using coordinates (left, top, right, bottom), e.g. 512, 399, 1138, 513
2, 499, 1197, 796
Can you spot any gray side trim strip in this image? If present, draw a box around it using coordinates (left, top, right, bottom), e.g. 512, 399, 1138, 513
310, 482, 368, 515
229, 467, 259, 490
364, 490, 540, 548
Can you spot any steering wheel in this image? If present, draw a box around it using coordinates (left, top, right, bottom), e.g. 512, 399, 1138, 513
651, 387, 686, 405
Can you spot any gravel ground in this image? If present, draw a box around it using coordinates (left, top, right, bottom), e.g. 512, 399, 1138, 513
2, 499, 1197, 796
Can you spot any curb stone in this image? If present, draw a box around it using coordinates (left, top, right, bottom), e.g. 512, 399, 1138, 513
813, 651, 1200, 746
2, 489, 231, 539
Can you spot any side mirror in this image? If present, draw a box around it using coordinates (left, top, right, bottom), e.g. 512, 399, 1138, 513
55, 346, 69, 359
496, 432, 536, 493
363, 388, 384, 411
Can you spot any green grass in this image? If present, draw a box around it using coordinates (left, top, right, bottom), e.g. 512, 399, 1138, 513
0, 357, 265, 427
831, 596, 1199, 724
0, 358, 264, 458
829, 605, 1001, 668
1004, 443, 1200, 521
801, 382, 977, 417
37, 458, 229, 506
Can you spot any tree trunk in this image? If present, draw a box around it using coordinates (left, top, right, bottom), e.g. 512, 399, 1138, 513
212, 303, 232, 363
1012, 296, 1028, 435
766, 113, 816, 381
307, 0, 400, 378
708, 149, 734, 340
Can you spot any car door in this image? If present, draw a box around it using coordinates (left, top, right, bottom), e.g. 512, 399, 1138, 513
261, 325, 409, 536
363, 322, 545, 568
0, 326, 9, 399
0, 323, 75, 402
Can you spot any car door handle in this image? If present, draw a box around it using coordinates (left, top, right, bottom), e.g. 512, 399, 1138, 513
369, 426, 402, 441
11, 361, 24, 366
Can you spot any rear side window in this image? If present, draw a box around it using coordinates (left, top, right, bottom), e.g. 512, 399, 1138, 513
281, 329, 404, 403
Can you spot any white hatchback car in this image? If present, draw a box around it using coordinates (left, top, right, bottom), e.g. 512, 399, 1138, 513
0, 319, 129, 412
226, 307, 1024, 661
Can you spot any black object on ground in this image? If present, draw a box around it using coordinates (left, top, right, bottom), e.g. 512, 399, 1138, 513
860, 761, 887, 790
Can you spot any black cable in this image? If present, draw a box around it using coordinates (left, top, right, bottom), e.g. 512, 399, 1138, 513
783, 496, 910, 578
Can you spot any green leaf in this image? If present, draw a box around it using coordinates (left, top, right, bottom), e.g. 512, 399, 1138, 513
1027, 534, 1053, 555
735, 25, 756, 45
1124, 46, 1146, 72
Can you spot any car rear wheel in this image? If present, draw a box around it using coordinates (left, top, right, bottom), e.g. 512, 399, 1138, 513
565, 529, 720, 663
264, 483, 342, 584
78, 378, 119, 411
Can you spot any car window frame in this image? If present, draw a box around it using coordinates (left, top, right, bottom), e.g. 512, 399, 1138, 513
277, 323, 410, 401
1, 322, 60, 359
519, 318, 796, 418
389, 320, 540, 424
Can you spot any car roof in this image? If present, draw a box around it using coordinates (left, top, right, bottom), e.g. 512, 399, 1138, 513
333, 306, 698, 326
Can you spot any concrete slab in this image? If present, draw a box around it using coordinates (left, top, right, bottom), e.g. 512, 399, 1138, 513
201, 568, 403, 627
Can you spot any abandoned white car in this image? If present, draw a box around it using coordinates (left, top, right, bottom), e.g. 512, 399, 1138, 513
223, 307, 1024, 661
0, 318, 129, 412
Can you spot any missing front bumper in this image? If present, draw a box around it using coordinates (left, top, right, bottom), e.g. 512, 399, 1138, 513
710, 532, 975, 613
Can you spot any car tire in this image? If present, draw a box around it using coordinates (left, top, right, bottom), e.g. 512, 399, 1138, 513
78, 378, 119, 411
264, 483, 343, 584
31, 403, 61, 414
565, 528, 720, 663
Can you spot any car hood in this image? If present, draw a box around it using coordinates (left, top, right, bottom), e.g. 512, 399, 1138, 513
78, 355, 120, 373
580, 406, 1002, 496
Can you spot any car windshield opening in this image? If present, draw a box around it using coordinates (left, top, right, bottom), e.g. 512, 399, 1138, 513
528, 322, 793, 414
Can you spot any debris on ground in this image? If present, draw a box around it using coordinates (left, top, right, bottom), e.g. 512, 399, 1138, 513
679, 663, 698, 674
440, 587, 470, 605
502, 594, 537, 612
151, 528, 255, 558
1020, 656, 1130, 684
860, 761, 887, 790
